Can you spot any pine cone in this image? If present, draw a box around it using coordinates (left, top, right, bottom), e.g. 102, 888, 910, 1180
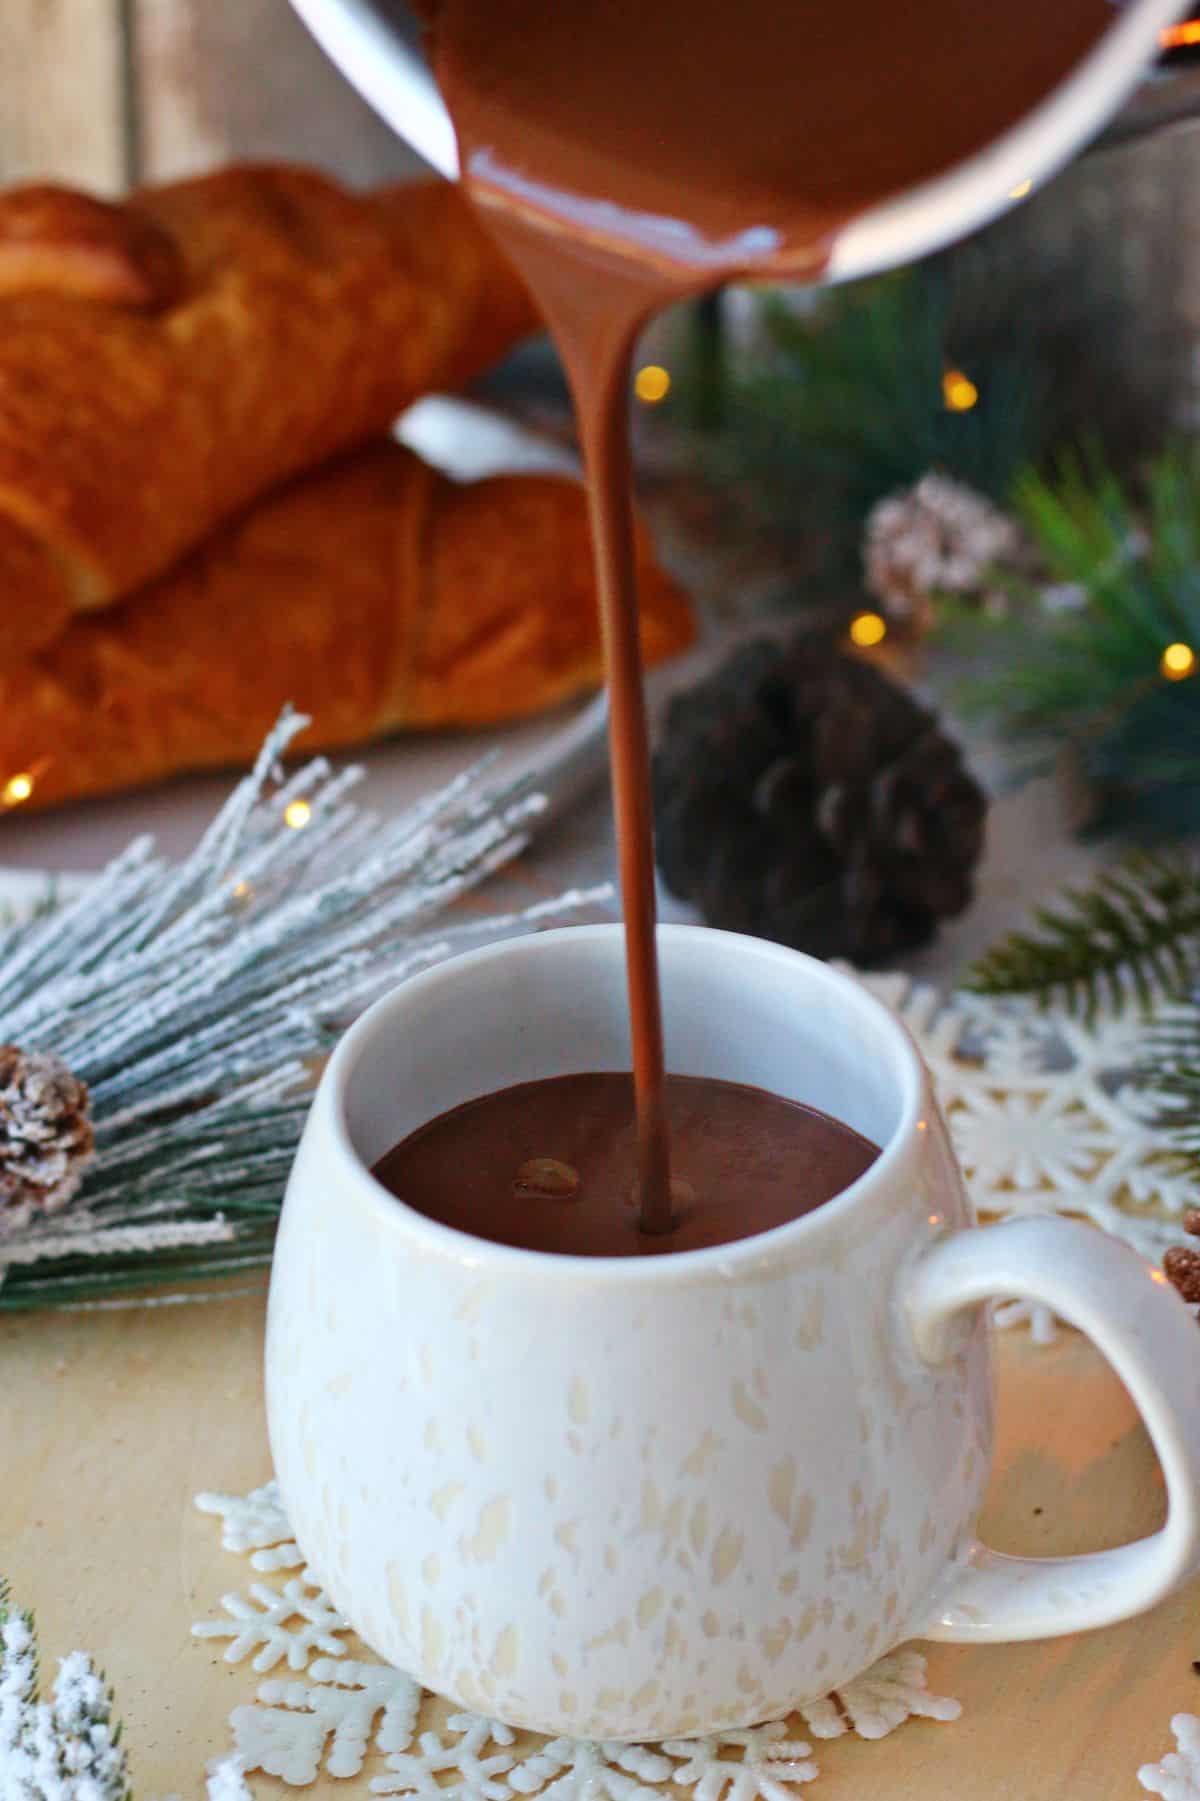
0, 1045, 94, 1237
1164, 1208, 1200, 1310
863, 472, 1025, 633
652, 636, 987, 965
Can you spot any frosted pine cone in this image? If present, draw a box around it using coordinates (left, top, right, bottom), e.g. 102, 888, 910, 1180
0, 1045, 93, 1237
863, 472, 1025, 633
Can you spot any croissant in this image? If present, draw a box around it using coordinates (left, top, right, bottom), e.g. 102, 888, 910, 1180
0, 440, 694, 814
0, 168, 538, 654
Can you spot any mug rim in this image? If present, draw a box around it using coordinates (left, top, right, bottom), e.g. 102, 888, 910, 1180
319, 922, 927, 1284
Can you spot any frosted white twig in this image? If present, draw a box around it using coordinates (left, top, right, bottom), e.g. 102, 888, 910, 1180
0, 707, 599, 1306
0, 1216, 235, 1269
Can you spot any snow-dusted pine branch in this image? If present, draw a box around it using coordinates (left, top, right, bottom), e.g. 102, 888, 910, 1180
0, 708, 604, 1308
0, 1581, 130, 1801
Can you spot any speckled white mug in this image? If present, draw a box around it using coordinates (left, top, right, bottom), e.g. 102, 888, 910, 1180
267, 924, 1200, 1741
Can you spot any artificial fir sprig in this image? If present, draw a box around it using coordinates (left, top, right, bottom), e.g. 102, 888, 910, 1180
963, 850, 1200, 1020
957, 445, 1200, 836
0, 1577, 254, 1797
696, 268, 1042, 597
0, 1579, 131, 1801
964, 851, 1200, 1190
671, 230, 1162, 612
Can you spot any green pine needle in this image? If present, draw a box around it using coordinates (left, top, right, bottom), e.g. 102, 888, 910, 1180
962, 850, 1200, 1021
694, 267, 1043, 597
1142, 1000, 1200, 1175
955, 444, 1200, 837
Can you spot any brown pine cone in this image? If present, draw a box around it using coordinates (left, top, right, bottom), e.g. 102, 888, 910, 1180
652, 635, 987, 964
0, 1045, 94, 1238
1164, 1208, 1200, 1307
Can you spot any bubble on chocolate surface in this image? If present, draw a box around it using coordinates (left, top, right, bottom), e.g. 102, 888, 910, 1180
514, 1156, 581, 1198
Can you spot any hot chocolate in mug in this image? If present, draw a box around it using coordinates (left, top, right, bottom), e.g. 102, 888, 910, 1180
267, 925, 1200, 1741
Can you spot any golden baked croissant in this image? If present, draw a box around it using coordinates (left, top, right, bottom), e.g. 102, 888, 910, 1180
0, 440, 694, 813
0, 168, 538, 654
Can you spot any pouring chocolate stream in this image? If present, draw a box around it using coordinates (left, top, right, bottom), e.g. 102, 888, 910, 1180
431, 0, 1114, 1232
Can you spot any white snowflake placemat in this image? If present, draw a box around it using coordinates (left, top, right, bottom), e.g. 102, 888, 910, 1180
1141, 1716, 1200, 1799
191, 1483, 961, 1793
846, 972, 1195, 1340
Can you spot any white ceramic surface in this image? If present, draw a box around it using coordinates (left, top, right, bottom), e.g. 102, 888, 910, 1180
266, 925, 1200, 1740
287, 0, 1180, 285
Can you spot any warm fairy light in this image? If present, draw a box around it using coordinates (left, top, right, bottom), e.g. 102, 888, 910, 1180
1161, 641, 1197, 681
1, 772, 34, 808
942, 369, 979, 412
1151, 1268, 1169, 1286
849, 611, 887, 648
1009, 178, 1033, 200
1162, 20, 1200, 48
284, 799, 312, 829
634, 364, 671, 404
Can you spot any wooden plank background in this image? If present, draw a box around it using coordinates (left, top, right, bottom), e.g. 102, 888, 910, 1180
0, 0, 425, 190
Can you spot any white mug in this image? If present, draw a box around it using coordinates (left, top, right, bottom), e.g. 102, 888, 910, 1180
266, 924, 1200, 1741
287, 0, 1180, 285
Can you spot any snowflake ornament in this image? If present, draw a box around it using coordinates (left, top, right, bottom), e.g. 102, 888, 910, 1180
799, 1650, 962, 1741
1140, 1714, 1200, 1799
192, 1576, 349, 1672
507, 1737, 675, 1801
232, 1659, 421, 1783
663, 1724, 820, 1800
371, 1717, 518, 1799
195, 1482, 305, 1571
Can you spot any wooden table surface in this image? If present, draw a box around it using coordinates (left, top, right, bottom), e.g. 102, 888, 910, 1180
0, 402, 1169, 1795
2, 1287, 1195, 1798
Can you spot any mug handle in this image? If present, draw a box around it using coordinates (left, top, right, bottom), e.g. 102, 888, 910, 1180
904, 1213, 1200, 1641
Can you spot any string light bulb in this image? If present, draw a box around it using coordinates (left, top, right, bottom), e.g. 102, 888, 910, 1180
1009, 178, 1033, 200
284, 799, 312, 829
942, 369, 979, 413
849, 611, 887, 648
1, 772, 34, 808
634, 364, 671, 404
1161, 641, 1196, 681
1162, 19, 1200, 48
